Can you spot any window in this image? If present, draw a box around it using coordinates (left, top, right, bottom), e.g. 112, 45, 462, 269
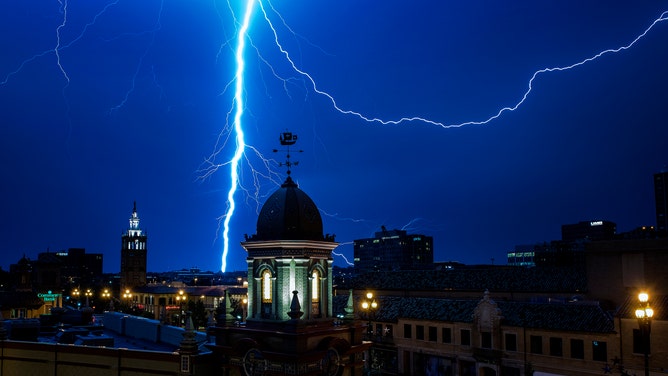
481, 332, 492, 349
442, 327, 452, 343
549, 337, 563, 357
505, 333, 517, 351
570, 339, 584, 359
530, 335, 542, 354
404, 324, 412, 339
311, 270, 320, 302
180, 355, 191, 373
261, 270, 272, 303
460, 329, 471, 346
592, 341, 607, 362
428, 326, 437, 342
416, 325, 424, 340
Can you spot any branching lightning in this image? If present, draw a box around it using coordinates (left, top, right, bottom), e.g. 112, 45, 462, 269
2, 2, 666, 272
1, 0, 121, 87
218, 0, 256, 273
214, 2, 667, 272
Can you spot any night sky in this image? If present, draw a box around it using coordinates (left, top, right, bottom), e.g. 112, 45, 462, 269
1, 1, 667, 273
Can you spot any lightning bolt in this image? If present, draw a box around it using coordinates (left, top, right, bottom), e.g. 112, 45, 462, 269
215, 3, 667, 272
219, 0, 256, 272
1, 0, 121, 87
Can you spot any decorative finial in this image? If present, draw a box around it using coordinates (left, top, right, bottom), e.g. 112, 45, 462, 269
287, 290, 304, 320
273, 131, 303, 178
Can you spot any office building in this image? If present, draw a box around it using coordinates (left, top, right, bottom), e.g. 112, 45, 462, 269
354, 227, 433, 274
561, 220, 616, 242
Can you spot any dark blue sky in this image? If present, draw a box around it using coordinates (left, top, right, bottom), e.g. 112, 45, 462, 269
1, 1, 667, 273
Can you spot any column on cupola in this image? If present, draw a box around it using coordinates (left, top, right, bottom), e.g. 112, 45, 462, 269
246, 258, 255, 319
326, 258, 334, 317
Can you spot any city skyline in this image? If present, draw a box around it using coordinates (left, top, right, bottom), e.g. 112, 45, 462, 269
1, 2, 667, 273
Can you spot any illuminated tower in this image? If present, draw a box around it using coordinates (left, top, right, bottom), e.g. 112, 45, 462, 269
209, 132, 369, 375
120, 202, 147, 291
242, 131, 337, 321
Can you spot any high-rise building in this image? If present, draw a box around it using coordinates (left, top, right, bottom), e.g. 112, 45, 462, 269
49, 247, 103, 286
561, 220, 616, 242
353, 227, 433, 274
655, 169, 668, 235
120, 202, 147, 291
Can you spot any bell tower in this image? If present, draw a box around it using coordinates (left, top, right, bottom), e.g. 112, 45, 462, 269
120, 201, 147, 291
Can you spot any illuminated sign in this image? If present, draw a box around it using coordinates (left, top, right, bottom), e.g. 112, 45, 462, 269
38, 291, 61, 302
590, 221, 603, 226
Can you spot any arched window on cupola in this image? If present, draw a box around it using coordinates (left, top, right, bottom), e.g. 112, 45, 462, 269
261, 269, 272, 303
259, 268, 274, 319
311, 269, 321, 317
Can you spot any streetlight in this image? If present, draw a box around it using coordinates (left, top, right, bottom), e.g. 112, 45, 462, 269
101, 289, 111, 311
123, 289, 133, 311
361, 292, 378, 338
242, 296, 248, 322
85, 289, 93, 308
72, 288, 81, 309
176, 290, 187, 326
635, 292, 654, 376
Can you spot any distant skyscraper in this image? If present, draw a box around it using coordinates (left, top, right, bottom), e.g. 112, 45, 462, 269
561, 220, 616, 242
353, 227, 433, 274
120, 202, 147, 291
655, 170, 668, 235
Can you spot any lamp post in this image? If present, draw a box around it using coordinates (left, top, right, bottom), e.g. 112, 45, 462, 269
635, 292, 654, 376
122, 289, 133, 312
84, 289, 93, 308
73, 288, 81, 308
361, 292, 378, 339
176, 290, 186, 326
101, 289, 111, 311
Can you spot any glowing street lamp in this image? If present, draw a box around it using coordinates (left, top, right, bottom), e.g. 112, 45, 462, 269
72, 288, 81, 308
85, 289, 93, 307
635, 292, 654, 376
242, 296, 248, 322
101, 289, 112, 311
176, 290, 187, 326
361, 292, 378, 338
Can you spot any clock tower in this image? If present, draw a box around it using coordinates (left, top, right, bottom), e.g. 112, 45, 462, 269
120, 201, 147, 292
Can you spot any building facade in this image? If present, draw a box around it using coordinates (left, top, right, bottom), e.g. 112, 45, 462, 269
342, 290, 667, 376
354, 227, 433, 274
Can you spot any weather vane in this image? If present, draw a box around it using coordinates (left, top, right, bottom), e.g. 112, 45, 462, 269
273, 131, 303, 176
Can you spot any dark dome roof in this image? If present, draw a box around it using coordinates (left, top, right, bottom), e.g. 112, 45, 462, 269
255, 176, 324, 241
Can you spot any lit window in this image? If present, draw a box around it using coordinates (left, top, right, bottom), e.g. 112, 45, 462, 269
312, 270, 320, 302
262, 270, 272, 303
